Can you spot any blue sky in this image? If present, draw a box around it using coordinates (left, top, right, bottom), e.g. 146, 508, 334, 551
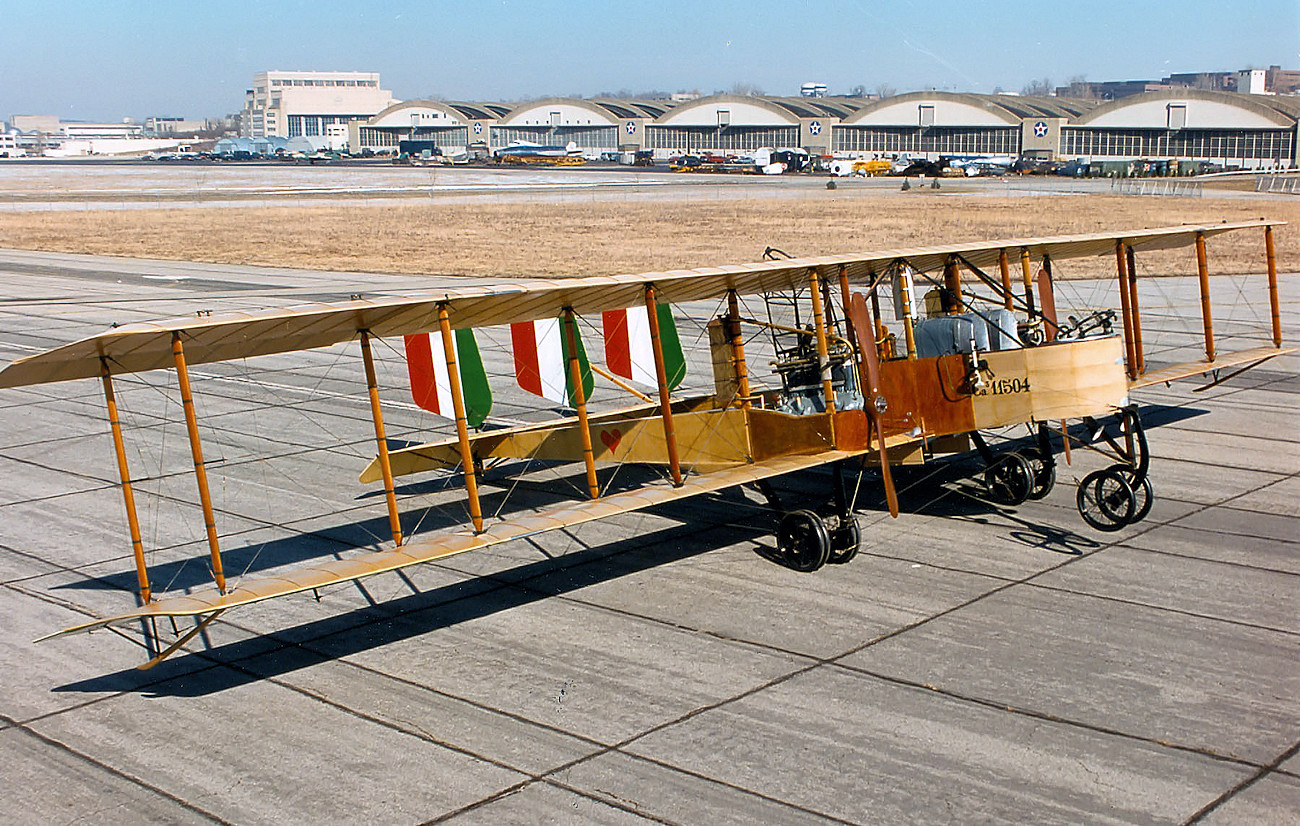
3, 0, 1297, 121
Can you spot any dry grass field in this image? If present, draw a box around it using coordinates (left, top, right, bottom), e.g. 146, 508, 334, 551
0, 193, 1291, 279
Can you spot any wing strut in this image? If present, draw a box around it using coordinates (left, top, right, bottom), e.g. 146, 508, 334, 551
564, 307, 600, 499
998, 249, 1014, 311
1194, 231, 1215, 363
360, 330, 403, 547
439, 303, 484, 532
101, 359, 152, 604
1126, 243, 1146, 375
1115, 240, 1138, 380
1266, 225, 1281, 348
172, 332, 226, 595
646, 284, 683, 486
137, 610, 225, 670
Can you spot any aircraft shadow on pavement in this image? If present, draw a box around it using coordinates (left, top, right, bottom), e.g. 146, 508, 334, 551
53, 498, 769, 698
51, 403, 1207, 694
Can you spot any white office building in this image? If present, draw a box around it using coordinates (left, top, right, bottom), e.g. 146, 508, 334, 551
241, 71, 396, 139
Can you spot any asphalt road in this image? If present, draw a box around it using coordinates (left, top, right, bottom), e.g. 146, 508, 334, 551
0, 249, 1295, 824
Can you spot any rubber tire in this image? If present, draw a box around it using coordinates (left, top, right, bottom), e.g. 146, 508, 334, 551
828, 515, 861, 565
1112, 464, 1154, 524
985, 452, 1033, 506
1026, 453, 1057, 500
1076, 468, 1135, 532
777, 509, 831, 572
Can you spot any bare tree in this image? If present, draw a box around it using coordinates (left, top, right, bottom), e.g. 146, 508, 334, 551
874, 83, 897, 99
729, 82, 765, 96
1020, 77, 1053, 96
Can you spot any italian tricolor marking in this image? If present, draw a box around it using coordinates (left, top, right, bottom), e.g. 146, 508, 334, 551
511, 316, 594, 407
403, 329, 492, 428
602, 304, 686, 390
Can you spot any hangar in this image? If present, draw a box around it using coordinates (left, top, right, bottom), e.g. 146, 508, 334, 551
491, 98, 673, 156
346, 91, 1297, 170
349, 100, 508, 153
834, 92, 1091, 157
643, 94, 860, 157
1059, 89, 1298, 170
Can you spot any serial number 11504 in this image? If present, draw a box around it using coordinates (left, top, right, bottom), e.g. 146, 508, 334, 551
977, 377, 1031, 396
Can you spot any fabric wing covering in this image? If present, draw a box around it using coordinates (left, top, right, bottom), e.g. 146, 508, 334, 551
403, 329, 492, 427
602, 304, 686, 390
511, 315, 594, 407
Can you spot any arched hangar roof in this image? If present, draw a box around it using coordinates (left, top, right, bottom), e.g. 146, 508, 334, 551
366, 100, 471, 127
841, 92, 1030, 127
591, 99, 675, 119
654, 94, 801, 126
1072, 89, 1299, 128
497, 97, 631, 127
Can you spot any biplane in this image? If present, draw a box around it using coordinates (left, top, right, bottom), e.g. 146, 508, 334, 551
0, 220, 1288, 668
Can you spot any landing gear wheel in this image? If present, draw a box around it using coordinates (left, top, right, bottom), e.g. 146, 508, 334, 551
1117, 407, 1150, 481
1112, 464, 1154, 524
1026, 453, 1057, 500
828, 515, 861, 565
1076, 468, 1136, 531
985, 452, 1033, 506
777, 509, 831, 572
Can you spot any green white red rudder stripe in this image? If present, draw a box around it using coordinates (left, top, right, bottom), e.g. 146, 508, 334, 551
601, 304, 686, 390
511, 316, 594, 407
403, 329, 492, 428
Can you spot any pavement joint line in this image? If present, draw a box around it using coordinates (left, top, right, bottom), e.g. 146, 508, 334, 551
1020, 580, 1300, 636
1111, 540, 1300, 577
165, 615, 836, 825
1, 712, 232, 825
828, 662, 1276, 772
1182, 741, 1300, 825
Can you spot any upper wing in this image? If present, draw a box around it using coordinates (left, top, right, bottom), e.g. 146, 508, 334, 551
0, 221, 1274, 388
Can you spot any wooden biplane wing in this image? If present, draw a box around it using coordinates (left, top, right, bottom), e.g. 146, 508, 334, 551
1129, 345, 1294, 390
0, 219, 1286, 664
38, 442, 913, 642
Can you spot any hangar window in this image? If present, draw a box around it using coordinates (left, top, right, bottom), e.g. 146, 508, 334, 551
1167, 105, 1187, 130
918, 106, 935, 127
550, 111, 562, 127
717, 110, 731, 128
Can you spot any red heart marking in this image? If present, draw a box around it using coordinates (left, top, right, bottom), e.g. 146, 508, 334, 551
599, 429, 622, 453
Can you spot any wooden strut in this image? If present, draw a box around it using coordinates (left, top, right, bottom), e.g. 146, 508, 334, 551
359, 331, 403, 547
170, 333, 226, 595
837, 264, 861, 378
943, 256, 963, 314
1115, 240, 1138, 380
727, 290, 753, 412
1194, 231, 1215, 363
438, 304, 484, 532
1126, 244, 1145, 375
898, 264, 918, 359
563, 307, 600, 500
590, 363, 653, 404
1265, 225, 1281, 348
645, 285, 683, 486
1019, 247, 1037, 315
1039, 253, 1058, 343
726, 289, 754, 462
809, 268, 837, 417
137, 609, 225, 670
998, 249, 1013, 311
100, 360, 151, 604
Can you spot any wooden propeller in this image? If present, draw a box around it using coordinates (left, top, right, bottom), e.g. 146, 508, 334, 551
846, 292, 899, 518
